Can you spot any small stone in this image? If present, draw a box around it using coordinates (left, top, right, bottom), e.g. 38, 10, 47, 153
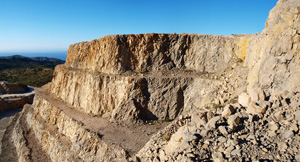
218, 126, 228, 136
228, 139, 238, 146
257, 100, 269, 109
249, 88, 265, 102
176, 154, 182, 161
274, 111, 284, 121
238, 93, 251, 107
224, 146, 235, 156
282, 120, 290, 126
247, 102, 267, 114
294, 110, 300, 121
214, 158, 225, 162
186, 153, 195, 158
202, 144, 209, 149
287, 114, 294, 121
200, 129, 209, 137
295, 154, 300, 161
179, 115, 183, 120
262, 148, 268, 152
207, 111, 214, 121
269, 121, 279, 131
205, 116, 221, 130
222, 104, 235, 118
248, 115, 254, 122
239, 134, 248, 139
284, 130, 294, 139
276, 155, 281, 160
204, 140, 210, 145
227, 115, 241, 126
212, 152, 224, 160
231, 149, 241, 156
291, 123, 298, 132
159, 150, 166, 161
218, 146, 225, 152
268, 131, 277, 137
261, 120, 267, 125
252, 139, 258, 145
279, 142, 288, 151
218, 136, 227, 143
247, 134, 255, 140
153, 157, 160, 162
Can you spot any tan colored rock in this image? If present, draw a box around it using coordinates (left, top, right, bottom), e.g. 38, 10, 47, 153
294, 110, 300, 121
218, 126, 228, 136
238, 93, 251, 108
290, 123, 298, 132
246, 102, 267, 114
269, 121, 279, 131
248, 88, 265, 102
191, 111, 208, 127
212, 152, 224, 161
205, 116, 221, 130
65, 33, 240, 75
5, 0, 300, 161
50, 66, 191, 121
245, 0, 300, 95
274, 111, 284, 121
227, 115, 241, 127
222, 104, 235, 119
164, 126, 197, 155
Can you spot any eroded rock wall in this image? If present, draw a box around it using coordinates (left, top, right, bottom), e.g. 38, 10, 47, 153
65, 34, 247, 74
7, 0, 300, 161
49, 65, 192, 121
27, 94, 127, 161
50, 34, 252, 121
245, 0, 300, 97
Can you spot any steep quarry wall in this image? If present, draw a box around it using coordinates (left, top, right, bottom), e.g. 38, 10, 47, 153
64, 34, 247, 74
2, 0, 300, 161
50, 34, 251, 122
245, 0, 300, 93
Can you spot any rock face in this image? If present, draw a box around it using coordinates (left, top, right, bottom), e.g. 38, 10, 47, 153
1, 0, 300, 161
50, 34, 247, 122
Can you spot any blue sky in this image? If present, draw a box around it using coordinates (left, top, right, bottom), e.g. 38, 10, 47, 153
0, 0, 277, 54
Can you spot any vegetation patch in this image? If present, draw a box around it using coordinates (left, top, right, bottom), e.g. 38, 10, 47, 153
0, 55, 64, 87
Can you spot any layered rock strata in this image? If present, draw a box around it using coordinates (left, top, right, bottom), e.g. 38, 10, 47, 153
1, 0, 300, 161
50, 33, 250, 122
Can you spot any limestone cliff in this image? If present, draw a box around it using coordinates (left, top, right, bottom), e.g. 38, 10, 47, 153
50, 33, 251, 122
1, 0, 300, 161
240, 0, 300, 113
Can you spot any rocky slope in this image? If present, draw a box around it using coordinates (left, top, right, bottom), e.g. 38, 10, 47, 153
1, 0, 300, 161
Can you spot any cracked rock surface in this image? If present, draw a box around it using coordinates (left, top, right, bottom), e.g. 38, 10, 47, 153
1, 0, 300, 161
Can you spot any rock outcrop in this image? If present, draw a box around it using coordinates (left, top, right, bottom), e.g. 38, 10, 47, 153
0, 82, 34, 112
0, 82, 29, 95
50, 34, 248, 122
1, 0, 300, 161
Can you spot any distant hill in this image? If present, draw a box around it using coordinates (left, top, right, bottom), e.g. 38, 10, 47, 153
0, 55, 65, 87
0, 55, 64, 70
